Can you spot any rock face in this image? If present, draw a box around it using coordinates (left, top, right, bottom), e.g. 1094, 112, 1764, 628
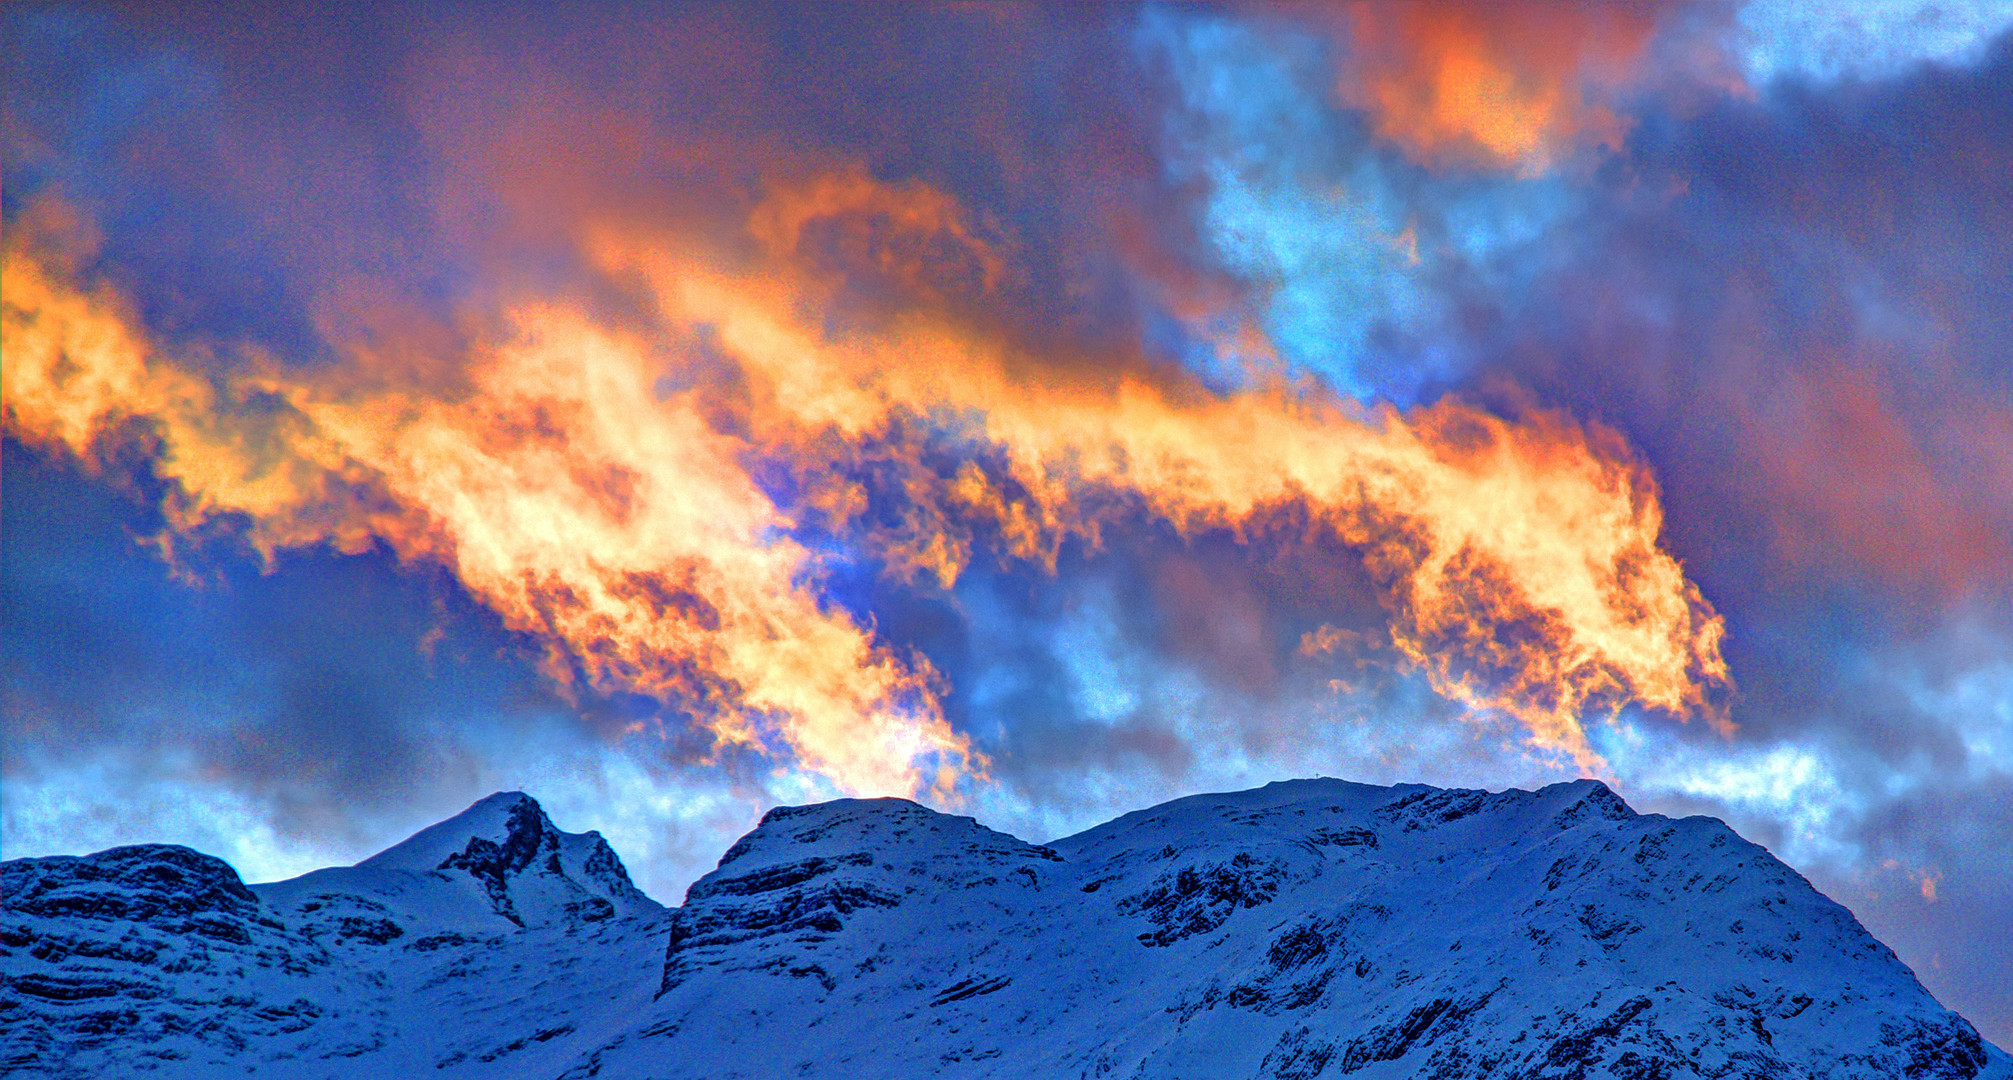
2, 792, 666, 1079
4, 780, 2007, 1080
261, 791, 660, 935
0, 843, 353, 1074
614, 779, 2007, 1080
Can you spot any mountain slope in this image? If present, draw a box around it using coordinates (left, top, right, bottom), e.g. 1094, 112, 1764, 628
3, 780, 2005, 1079
584, 778, 2007, 1080
2, 792, 668, 1079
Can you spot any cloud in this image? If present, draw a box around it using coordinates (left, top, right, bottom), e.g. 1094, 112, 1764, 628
1738, 0, 2013, 84
7, 0, 2012, 1045
4, 143, 1733, 795
1318, 0, 1679, 176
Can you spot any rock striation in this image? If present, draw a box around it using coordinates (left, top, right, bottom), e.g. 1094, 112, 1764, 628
3, 792, 665, 1078
3, 779, 2006, 1079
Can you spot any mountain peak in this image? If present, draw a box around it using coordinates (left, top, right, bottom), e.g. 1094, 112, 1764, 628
357, 790, 548, 872
710, 796, 1040, 874
664, 795, 1064, 995
259, 790, 658, 931
699, 796, 1060, 896
1541, 776, 1636, 827
643, 777, 2009, 1079
2, 844, 261, 927
7, 778, 2006, 1079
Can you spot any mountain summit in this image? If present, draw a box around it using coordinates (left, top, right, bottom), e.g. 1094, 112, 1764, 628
266, 789, 660, 930
631, 778, 2004, 1079
3, 781, 2005, 1078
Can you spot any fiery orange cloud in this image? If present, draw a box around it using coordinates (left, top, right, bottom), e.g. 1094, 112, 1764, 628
1322, 1, 1673, 175
3, 201, 976, 801
601, 171, 1732, 761
4, 168, 1729, 789
0, 203, 397, 561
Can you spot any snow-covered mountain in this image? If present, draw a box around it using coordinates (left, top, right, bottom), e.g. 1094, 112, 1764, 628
3, 792, 666, 1078
4, 780, 2006, 1079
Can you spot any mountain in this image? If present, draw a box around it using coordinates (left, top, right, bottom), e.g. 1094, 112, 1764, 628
3, 780, 2006, 1079
3, 792, 666, 1078
269, 790, 659, 931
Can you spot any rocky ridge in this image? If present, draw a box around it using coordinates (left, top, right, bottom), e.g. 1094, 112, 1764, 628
3, 780, 2006, 1079
3, 792, 665, 1078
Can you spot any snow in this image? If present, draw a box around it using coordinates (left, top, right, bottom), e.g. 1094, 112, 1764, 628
4, 779, 2006, 1079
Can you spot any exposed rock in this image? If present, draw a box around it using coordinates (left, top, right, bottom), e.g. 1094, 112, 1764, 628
5, 780, 2007, 1080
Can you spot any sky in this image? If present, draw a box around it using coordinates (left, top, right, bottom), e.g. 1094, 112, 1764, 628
4, 0, 2011, 1046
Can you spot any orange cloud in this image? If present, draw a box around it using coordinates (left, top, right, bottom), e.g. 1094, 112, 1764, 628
749, 165, 1009, 304
0, 201, 397, 561
1326, 1, 1672, 174
603, 172, 1732, 761
4, 169, 1731, 792
3, 199, 976, 801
